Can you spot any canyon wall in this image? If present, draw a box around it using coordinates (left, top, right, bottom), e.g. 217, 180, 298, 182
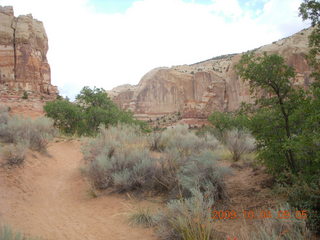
0, 6, 58, 99
109, 28, 312, 121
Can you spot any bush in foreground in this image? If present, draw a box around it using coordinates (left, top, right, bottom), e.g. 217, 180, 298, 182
285, 178, 320, 233
239, 204, 310, 240
0, 116, 55, 152
156, 189, 219, 240
83, 124, 228, 200
83, 124, 152, 190
128, 207, 156, 228
1, 143, 28, 165
177, 151, 229, 200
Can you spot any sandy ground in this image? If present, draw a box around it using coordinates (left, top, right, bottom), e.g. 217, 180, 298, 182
213, 161, 276, 238
0, 138, 278, 240
0, 140, 157, 240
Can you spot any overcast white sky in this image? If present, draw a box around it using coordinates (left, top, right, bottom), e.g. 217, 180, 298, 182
0, 0, 310, 98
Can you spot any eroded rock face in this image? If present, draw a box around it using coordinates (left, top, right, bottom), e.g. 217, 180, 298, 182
0, 6, 58, 98
109, 28, 313, 120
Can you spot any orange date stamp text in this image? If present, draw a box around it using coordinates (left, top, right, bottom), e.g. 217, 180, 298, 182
211, 209, 308, 220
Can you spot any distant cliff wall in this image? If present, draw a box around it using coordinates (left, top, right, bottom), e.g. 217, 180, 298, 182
108, 28, 312, 120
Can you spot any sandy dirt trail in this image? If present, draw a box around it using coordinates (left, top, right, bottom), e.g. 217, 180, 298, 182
0, 140, 157, 240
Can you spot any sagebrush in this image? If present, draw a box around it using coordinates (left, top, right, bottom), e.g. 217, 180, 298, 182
0, 116, 55, 152
155, 189, 220, 240
83, 124, 228, 200
128, 207, 156, 228
223, 129, 256, 161
1, 143, 28, 165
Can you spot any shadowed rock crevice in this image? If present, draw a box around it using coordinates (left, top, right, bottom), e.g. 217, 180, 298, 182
10, 18, 16, 80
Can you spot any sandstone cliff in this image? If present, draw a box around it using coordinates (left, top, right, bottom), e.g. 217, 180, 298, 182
109, 28, 312, 121
0, 6, 57, 99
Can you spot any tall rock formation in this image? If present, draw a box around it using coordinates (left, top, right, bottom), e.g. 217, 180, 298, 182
108, 28, 313, 121
0, 6, 57, 98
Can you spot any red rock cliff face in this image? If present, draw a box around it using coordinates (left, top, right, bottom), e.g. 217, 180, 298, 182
0, 6, 57, 97
109, 28, 313, 120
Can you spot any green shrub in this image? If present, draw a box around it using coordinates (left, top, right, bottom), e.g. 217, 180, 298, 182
223, 129, 256, 161
208, 112, 249, 140
1, 143, 28, 165
285, 178, 320, 233
44, 86, 148, 136
235, 52, 320, 232
22, 91, 28, 99
44, 100, 84, 135
155, 189, 218, 240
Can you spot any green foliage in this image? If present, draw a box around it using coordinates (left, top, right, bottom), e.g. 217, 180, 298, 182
235, 52, 320, 232
208, 111, 249, 140
299, 0, 320, 25
300, 0, 320, 83
44, 100, 84, 135
284, 178, 320, 234
56, 94, 63, 100
237, 53, 299, 173
44, 86, 148, 136
22, 91, 28, 100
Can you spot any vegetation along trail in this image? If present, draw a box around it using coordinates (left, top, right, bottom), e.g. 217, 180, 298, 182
0, 140, 157, 240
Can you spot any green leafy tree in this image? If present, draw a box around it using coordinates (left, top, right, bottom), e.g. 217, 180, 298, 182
75, 87, 119, 133
237, 52, 320, 232
208, 111, 249, 140
76, 86, 116, 109
44, 86, 149, 136
299, 0, 320, 82
236, 53, 300, 173
44, 100, 84, 135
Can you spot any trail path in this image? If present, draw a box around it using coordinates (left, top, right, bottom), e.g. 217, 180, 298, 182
0, 140, 157, 240
214, 161, 276, 237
